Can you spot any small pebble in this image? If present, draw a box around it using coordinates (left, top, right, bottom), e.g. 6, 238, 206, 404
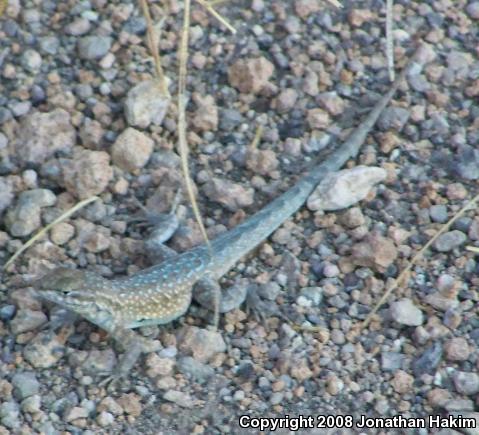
390, 298, 424, 326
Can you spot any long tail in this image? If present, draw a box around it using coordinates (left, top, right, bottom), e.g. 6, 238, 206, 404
206, 64, 410, 279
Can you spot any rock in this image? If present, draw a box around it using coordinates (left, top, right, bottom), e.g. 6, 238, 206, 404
39, 36, 59, 55
176, 356, 214, 381
351, 233, 398, 272
290, 358, 313, 381
9, 288, 41, 311
0, 177, 14, 215
429, 204, 448, 223
299, 287, 323, 306
5, 189, 56, 237
65, 17, 91, 36
433, 230, 467, 252
228, 57, 274, 94
437, 274, 456, 292
326, 374, 343, 395
0, 132, 8, 149
390, 298, 423, 326
307, 166, 387, 211
0, 109, 13, 127
23, 331, 67, 368
77, 36, 112, 60
163, 390, 195, 408
145, 354, 175, 378
446, 51, 473, 73
446, 182, 467, 200
0, 305, 16, 321
467, 2, 479, 19
381, 352, 405, 371
50, 222, 75, 245
111, 128, 153, 172
283, 15, 301, 33
294, 0, 321, 18
96, 411, 114, 427
177, 326, 226, 363
448, 412, 479, 434
79, 118, 104, 149
391, 370, 413, 394
307, 108, 330, 129
10, 309, 47, 334
348, 9, 375, 27
203, 177, 254, 212
453, 371, 479, 395
444, 399, 474, 412
9, 100, 31, 117
340, 207, 366, 228
245, 148, 279, 176
124, 80, 170, 128
97, 397, 124, 416
412, 342, 443, 376
191, 93, 218, 132
444, 337, 470, 361
303, 70, 319, 96
378, 107, 410, 131
61, 149, 113, 199
21, 49, 42, 73
64, 406, 89, 423
13, 109, 75, 165
71, 349, 116, 374
0, 401, 21, 430
117, 393, 142, 417
21, 395, 41, 414
11, 372, 40, 400
468, 217, 479, 240
454, 144, 479, 180
219, 108, 243, 131
316, 92, 345, 116
275, 88, 298, 112
84, 231, 111, 253
424, 292, 459, 312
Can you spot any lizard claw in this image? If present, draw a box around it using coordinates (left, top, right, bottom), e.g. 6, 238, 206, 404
98, 371, 126, 389
245, 284, 286, 323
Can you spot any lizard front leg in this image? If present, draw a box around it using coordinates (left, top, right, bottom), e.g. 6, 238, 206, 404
98, 326, 160, 387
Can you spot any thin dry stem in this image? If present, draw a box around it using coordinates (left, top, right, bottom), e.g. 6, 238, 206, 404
324, 0, 343, 8
139, 0, 169, 96
177, 0, 211, 251
249, 125, 263, 150
196, 0, 236, 34
0, 0, 7, 16
4, 196, 100, 270
361, 192, 479, 330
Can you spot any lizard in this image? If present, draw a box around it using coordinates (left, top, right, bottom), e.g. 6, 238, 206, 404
35, 61, 411, 383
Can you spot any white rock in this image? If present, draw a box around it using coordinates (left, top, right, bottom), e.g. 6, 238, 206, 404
307, 166, 387, 211
124, 79, 170, 128
390, 298, 424, 326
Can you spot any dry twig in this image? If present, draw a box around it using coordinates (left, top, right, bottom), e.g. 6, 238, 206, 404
362, 192, 479, 329
4, 196, 100, 270
138, 0, 169, 96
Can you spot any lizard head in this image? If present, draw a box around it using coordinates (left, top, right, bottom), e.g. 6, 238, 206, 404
36, 267, 114, 324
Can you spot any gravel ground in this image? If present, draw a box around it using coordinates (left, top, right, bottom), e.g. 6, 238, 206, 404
1, 0, 479, 433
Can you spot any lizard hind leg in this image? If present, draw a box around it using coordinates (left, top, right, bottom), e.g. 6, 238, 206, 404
193, 277, 286, 324
193, 276, 249, 316
129, 191, 182, 264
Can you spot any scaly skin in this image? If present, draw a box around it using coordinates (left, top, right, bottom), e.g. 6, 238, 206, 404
37, 65, 409, 382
